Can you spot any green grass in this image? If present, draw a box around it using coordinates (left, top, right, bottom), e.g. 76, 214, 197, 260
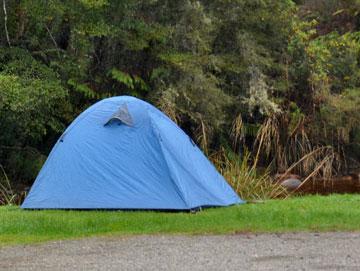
1, 194, 360, 247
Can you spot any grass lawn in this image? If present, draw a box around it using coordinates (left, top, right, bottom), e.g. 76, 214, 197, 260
1, 194, 360, 247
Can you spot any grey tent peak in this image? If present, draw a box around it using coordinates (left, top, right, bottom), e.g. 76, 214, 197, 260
104, 103, 133, 126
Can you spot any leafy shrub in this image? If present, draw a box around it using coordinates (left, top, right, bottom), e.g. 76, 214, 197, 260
0, 49, 69, 184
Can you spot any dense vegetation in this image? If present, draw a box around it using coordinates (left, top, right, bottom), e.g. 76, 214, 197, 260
0, 0, 359, 196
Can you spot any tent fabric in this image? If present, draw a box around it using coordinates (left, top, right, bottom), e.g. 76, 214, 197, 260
21, 96, 243, 210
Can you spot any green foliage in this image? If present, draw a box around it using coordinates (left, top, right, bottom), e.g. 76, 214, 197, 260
306, 31, 360, 94
0, 49, 68, 140
0, 0, 359, 192
320, 88, 360, 145
0, 49, 69, 182
67, 79, 98, 99
287, 13, 360, 164
109, 69, 149, 96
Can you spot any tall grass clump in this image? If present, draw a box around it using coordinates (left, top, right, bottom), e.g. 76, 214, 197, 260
212, 112, 342, 200
252, 114, 342, 194
253, 114, 339, 179
211, 149, 288, 201
0, 165, 18, 205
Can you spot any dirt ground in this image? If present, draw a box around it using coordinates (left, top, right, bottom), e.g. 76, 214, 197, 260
1, 232, 360, 271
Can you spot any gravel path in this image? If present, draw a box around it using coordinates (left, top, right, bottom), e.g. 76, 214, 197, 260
1, 233, 360, 271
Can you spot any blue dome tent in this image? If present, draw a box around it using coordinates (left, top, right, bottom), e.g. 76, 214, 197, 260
21, 96, 243, 210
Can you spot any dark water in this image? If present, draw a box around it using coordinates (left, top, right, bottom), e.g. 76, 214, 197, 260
297, 175, 360, 195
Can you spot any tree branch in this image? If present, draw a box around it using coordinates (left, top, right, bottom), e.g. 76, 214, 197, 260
45, 24, 60, 58
3, 0, 11, 47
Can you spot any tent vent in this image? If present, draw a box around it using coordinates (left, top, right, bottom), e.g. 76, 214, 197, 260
104, 104, 133, 126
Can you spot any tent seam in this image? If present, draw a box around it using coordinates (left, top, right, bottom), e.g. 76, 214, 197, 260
147, 109, 190, 209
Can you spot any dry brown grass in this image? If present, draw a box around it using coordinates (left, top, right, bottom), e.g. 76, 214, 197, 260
195, 117, 209, 155
254, 114, 340, 181
230, 114, 245, 150
0, 165, 17, 205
